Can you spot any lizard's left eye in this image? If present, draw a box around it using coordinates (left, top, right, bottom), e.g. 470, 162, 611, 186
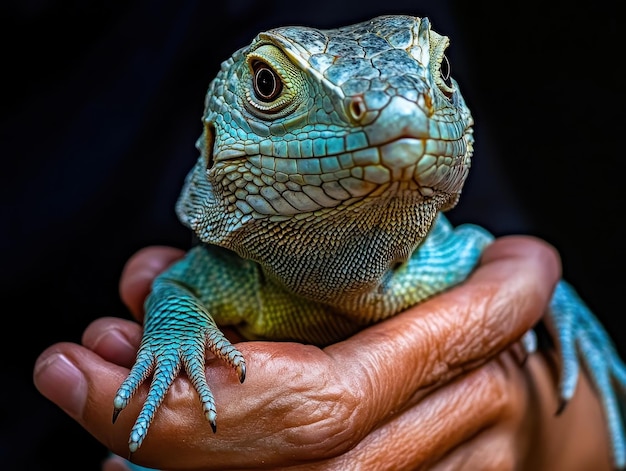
434, 53, 455, 100
430, 44, 456, 101
252, 62, 283, 102
440, 55, 452, 89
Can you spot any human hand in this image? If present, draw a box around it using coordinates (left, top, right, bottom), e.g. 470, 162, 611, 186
33, 237, 612, 470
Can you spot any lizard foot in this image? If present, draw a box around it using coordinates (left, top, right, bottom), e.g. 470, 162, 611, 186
112, 295, 246, 455
551, 280, 626, 469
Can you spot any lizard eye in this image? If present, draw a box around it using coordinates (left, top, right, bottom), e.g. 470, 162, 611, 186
428, 31, 456, 100
252, 61, 283, 102
243, 44, 308, 119
440, 55, 452, 89
434, 53, 455, 100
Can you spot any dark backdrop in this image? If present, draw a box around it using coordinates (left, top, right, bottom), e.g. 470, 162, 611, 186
1, 1, 622, 469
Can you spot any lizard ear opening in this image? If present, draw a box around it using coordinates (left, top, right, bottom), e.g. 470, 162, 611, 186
203, 122, 216, 170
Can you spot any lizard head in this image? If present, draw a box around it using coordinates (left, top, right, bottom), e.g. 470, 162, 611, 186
176, 15, 474, 303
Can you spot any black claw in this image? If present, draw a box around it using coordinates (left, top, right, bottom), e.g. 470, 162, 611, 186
112, 408, 121, 424
211, 421, 217, 434
556, 398, 568, 416
239, 364, 246, 383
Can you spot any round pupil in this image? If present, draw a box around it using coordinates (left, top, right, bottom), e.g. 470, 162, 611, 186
255, 67, 278, 100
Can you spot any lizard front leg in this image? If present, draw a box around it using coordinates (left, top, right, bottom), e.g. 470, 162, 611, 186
112, 245, 255, 454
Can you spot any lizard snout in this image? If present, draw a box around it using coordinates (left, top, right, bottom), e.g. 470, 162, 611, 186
363, 95, 433, 146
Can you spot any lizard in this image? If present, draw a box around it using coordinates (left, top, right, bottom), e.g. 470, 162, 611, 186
111, 14, 626, 468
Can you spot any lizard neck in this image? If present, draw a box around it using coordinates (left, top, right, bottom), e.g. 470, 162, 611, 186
223, 188, 451, 306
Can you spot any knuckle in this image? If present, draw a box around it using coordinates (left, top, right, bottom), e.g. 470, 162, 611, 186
281, 371, 364, 458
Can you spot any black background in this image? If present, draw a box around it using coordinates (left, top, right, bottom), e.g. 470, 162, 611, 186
1, 1, 623, 469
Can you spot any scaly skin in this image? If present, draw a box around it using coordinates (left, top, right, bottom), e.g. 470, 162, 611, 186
112, 15, 626, 468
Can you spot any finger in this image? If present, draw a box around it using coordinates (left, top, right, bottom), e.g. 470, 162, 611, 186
82, 317, 143, 368
428, 352, 529, 471
326, 235, 560, 437
119, 246, 185, 320
430, 427, 519, 471
33, 343, 128, 438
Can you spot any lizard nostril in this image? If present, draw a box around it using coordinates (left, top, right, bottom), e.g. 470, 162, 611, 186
347, 96, 367, 123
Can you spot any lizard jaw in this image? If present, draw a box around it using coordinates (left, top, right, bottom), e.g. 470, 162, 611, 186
198, 130, 471, 218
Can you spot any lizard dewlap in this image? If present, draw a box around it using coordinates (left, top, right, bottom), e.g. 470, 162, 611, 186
112, 15, 626, 469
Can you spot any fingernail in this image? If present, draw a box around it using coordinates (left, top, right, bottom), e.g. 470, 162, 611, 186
92, 327, 137, 359
33, 353, 87, 419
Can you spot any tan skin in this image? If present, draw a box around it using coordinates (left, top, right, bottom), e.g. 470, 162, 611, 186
33, 236, 613, 470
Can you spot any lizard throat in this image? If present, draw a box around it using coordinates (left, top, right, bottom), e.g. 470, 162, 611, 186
206, 186, 455, 307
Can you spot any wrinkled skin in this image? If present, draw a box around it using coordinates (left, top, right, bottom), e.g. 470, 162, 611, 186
34, 237, 613, 470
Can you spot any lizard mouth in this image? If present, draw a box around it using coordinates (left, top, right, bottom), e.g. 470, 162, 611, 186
210, 134, 472, 217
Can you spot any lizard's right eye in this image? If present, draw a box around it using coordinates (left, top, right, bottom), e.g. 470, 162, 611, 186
244, 44, 307, 119
252, 62, 283, 102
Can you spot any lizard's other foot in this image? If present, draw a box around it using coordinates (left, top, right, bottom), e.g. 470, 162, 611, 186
550, 280, 626, 469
